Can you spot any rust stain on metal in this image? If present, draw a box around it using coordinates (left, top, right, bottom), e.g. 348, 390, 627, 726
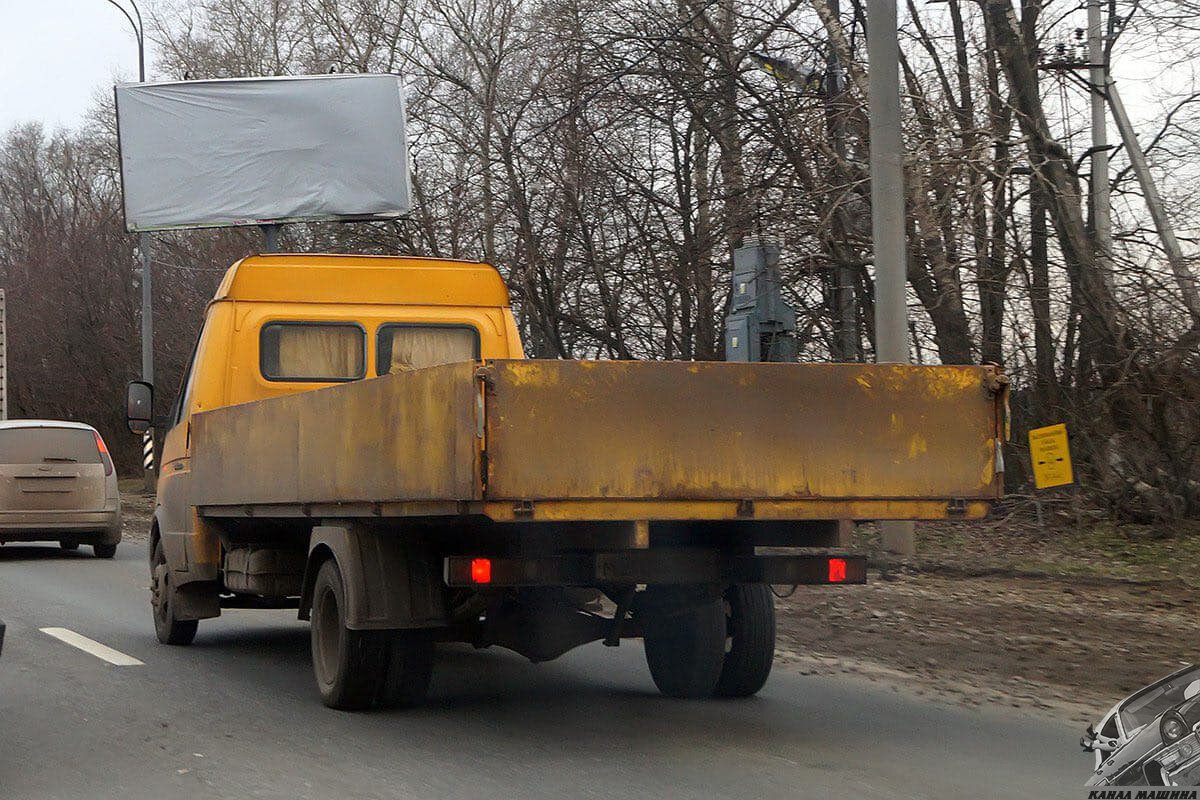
483, 361, 1004, 503
191, 362, 482, 507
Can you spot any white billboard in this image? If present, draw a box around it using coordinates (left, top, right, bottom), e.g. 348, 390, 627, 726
114, 74, 411, 232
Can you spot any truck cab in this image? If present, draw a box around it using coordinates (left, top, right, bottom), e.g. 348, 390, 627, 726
148, 254, 523, 593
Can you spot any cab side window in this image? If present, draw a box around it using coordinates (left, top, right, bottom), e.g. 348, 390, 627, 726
172, 325, 206, 426
377, 325, 479, 375
260, 322, 365, 382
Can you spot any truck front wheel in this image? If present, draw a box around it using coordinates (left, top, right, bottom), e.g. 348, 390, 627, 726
715, 584, 775, 697
642, 589, 725, 699
310, 559, 388, 710
151, 541, 198, 645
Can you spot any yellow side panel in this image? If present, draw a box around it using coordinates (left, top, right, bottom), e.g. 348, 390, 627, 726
482, 360, 1004, 501
190, 362, 481, 507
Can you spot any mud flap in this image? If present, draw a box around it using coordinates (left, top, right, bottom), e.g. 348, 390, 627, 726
172, 581, 221, 621
299, 523, 447, 630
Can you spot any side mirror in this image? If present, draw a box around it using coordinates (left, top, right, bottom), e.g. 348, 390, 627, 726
127, 380, 154, 435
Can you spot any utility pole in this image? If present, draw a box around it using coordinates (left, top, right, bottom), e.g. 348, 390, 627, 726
1087, 0, 1112, 269
105, 0, 156, 491
826, 0, 857, 362
867, 0, 914, 555
0, 289, 7, 420
1106, 83, 1200, 326
104, 0, 156, 491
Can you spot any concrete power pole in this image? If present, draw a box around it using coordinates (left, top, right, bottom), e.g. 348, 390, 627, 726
1087, 0, 1112, 269
826, 0, 857, 362
867, 0, 914, 555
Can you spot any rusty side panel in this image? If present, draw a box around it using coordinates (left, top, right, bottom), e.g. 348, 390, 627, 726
191, 362, 481, 507
483, 360, 1004, 503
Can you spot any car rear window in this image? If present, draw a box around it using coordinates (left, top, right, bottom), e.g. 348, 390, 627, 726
0, 428, 100, 464
377, 325, 480, 375
260, 322, 365, 382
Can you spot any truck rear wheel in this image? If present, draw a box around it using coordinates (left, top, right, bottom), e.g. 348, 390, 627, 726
715, 584, 775, 697
151, 541, 199, 645
310, 559, 387, 710
642, 589, 725, 699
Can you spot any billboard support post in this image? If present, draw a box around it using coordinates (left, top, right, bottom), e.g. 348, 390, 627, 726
139, 233, 155, 493
261, 224, 281, 253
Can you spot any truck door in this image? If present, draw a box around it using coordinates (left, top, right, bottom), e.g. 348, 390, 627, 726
157, 331, 205, 576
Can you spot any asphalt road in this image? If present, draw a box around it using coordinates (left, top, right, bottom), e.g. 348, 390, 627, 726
0, 542, 1086, 800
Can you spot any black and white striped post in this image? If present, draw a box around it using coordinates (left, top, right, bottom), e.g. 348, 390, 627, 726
142, 429, 155, 472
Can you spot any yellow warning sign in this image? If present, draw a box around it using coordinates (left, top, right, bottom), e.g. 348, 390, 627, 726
1029, 423, 1074, 489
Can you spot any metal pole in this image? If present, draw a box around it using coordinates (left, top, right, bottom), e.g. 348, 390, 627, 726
827, 0, 857, 362
867, 0, 914, 555
261, 224, 281, 253
0, 288, 7, 420
1107, 81, 1200, 327
139, 234, 155, 492
1087, 0, 1112, 268
108, 0, 157, 492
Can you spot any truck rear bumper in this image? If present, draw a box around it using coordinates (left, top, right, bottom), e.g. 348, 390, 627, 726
444, 551, 867, 588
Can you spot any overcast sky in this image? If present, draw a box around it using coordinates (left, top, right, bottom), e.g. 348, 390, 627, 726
1, 1, 159, 132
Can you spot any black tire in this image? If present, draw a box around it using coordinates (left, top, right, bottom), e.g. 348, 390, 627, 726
715, 584, 776, 698
151, 541, 198, 645
310, 559, 388, 711
642, 590, 726, 699
377, 630, 435, 709
93, 542, 118, 559
60, 541, 80, 551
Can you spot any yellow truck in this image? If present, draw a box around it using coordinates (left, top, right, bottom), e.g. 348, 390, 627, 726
125, 253, 1008, 710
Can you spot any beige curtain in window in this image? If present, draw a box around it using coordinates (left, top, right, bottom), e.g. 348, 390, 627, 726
276, 326, 362, 379
385, 327, 476, 374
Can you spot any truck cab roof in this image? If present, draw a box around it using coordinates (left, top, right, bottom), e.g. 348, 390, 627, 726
215, 253, 511, 307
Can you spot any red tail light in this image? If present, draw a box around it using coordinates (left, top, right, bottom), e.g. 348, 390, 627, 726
470, 558, 492, 584
93, 431, 114, 477
828, 558, 847, 583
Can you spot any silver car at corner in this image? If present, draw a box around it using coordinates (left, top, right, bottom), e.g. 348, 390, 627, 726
0, 420, 121, 558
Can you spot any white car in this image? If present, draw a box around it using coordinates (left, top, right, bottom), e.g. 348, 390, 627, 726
1084, 664, 1200, 768
0, 420, 122, 557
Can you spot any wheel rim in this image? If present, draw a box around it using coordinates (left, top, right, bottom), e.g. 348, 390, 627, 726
313, 583, 342, 686
151, 559, 170, 627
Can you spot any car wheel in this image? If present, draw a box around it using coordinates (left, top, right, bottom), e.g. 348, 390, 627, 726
93, 543, 118, 559
642, 588, 725, 699
60, 541, 80, 551
714, 584, 776, 697
310, 559, 388, 710
151, 541, 198, 645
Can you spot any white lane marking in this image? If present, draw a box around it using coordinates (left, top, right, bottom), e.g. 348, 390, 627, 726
39, 627, 144, 666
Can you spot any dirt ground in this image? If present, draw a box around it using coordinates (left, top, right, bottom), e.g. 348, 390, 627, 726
118, 481, 154, 544
116, 483, 1197, 726
775, 507, 1200, 727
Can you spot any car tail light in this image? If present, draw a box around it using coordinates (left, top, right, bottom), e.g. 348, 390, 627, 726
828, 558, 847, 583
94, 431, 114, 477
470, 558, 492, 585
